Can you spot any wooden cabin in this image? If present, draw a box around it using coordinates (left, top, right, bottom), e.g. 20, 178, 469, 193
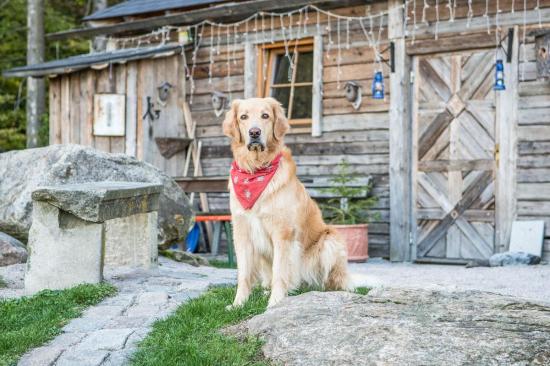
5, 0, 550, 261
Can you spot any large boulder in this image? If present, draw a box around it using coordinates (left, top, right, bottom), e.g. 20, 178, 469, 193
0, 232, 27, 266
0, 144, 193, 246
227, 289, 550, 365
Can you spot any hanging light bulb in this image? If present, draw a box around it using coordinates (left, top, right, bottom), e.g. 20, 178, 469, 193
493, 59, 506, 91
372, 71, 384, 99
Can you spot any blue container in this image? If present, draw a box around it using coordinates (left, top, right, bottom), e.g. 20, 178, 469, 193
494, 59, 506, 91
185, 223, 200, 253
372, 71, 385, 99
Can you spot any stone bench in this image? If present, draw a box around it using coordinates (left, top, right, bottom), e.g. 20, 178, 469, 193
25, 181, 163, 294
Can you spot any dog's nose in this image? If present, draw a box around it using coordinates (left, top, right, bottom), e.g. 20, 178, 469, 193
249, 127, 261, 139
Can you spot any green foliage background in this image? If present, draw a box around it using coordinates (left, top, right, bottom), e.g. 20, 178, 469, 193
0, 0, 109, 151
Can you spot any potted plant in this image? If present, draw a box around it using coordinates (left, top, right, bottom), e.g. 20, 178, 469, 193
319, 161, 379, 262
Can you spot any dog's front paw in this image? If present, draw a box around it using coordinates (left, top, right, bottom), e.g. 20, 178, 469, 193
225, 304, 237, 311
225, 302, 244, 311
267, 293, 285, 308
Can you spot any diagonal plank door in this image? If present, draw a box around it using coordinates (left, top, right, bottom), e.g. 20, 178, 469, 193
413, 49, 497, 260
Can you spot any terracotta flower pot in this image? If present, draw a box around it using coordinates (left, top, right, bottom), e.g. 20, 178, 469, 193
333, 224, 369, 263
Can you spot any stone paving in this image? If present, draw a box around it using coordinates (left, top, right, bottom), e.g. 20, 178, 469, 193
17, 257, 236, 366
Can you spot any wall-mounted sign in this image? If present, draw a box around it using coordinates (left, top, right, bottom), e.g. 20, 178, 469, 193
93, 94, 126, 136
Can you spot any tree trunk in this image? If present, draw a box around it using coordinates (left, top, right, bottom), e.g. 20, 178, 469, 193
26, 0, 45, 148
91, 0, 108, 52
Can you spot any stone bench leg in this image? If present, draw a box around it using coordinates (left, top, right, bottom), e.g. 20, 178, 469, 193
25, 201, 104, 294
104, 212, 158, 269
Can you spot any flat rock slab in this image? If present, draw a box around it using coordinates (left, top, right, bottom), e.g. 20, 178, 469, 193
0, 144, 193, 246
228, 288, 550, 366
32, 182, 162, 223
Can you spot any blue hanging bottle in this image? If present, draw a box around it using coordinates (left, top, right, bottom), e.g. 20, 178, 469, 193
372, 71, 384, 99
493, 59, 505, 91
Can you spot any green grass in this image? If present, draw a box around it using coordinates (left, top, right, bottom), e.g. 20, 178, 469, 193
131, 286, 268, 366
131, 285, 370, 366
0, 283, 116, 366
0, 277, 6, 288
208, 259, 238, 269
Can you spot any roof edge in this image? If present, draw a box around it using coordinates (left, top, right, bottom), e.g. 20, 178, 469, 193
83, 0, 228, 21
3, 44, 188, 78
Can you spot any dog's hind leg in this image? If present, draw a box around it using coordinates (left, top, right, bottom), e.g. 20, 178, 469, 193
322, 233, 354, 291
326, 256, 353, 291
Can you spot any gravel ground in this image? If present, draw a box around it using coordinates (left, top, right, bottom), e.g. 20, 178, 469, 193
3, 257, 549, 303
349, 258, 550, 303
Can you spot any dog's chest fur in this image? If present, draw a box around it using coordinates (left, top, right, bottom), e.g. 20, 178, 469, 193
229, 158, 294, 253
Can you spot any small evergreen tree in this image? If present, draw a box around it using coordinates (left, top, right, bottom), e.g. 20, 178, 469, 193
319, 161, 380, 225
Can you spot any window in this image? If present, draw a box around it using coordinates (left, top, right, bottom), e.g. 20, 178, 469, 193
258, 39, 314, 132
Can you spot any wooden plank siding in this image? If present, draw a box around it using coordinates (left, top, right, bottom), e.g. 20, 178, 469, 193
184, 29, 392, 258
517, 36, 550, 261
46, 1, 550, 260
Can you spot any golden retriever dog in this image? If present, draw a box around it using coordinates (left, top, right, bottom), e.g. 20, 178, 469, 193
223, 97, 352, 308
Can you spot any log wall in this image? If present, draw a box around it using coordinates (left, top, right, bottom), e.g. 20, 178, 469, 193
48, 0, 550, 260
49, 55, 188, 178
192, 3, 392, 257
516, 38, 550, 261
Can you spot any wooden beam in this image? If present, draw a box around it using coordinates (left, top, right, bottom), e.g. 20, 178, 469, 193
417, 209, 495, 222
176, 176, 229, 193
410, 8, 550, 39
495, 25, 519, 253
418, 159, 495, 172
388, 0, 413, 262
418, 109, 453, 160
243, 41, 257, 99
312, 34, 324, 137
46, 0, 356, 41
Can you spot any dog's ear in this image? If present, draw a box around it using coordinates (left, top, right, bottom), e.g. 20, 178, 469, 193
266, 97, 289, 141
223, 99, 242, 143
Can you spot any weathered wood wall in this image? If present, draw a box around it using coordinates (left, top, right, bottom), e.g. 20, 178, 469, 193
191, 4, 392, 257
48, 0, 550, 260
517, 37, 550, 261
49, 54, 188, 177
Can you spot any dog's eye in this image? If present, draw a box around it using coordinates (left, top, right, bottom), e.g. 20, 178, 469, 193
240, 114, 248, 120
261, 113, 269, 119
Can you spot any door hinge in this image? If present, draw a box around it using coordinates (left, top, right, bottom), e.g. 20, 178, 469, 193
494, 143, 500, 168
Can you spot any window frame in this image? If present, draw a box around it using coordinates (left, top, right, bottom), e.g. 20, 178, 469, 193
257, 38, 315, 131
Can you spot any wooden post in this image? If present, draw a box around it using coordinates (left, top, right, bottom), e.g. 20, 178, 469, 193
388, 0, 413, 261
26, 0, 45, 148
312, 35, 323, 137
244, 42, 257, 99
495, 26, 519, 252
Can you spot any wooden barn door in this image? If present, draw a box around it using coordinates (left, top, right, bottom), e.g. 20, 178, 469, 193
413, 49, 498, 261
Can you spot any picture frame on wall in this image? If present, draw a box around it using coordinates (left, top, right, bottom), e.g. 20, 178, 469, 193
93, 94, 126, 136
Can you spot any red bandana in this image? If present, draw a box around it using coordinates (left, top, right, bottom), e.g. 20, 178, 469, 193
230, 153, 283, 209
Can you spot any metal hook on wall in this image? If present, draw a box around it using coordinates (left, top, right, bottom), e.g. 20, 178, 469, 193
142, 96, 160, 137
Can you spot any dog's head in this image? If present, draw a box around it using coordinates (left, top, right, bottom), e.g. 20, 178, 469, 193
223, 97, 289, 152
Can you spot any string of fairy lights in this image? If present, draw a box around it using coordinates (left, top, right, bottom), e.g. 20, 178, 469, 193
92, 1, 545, 103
